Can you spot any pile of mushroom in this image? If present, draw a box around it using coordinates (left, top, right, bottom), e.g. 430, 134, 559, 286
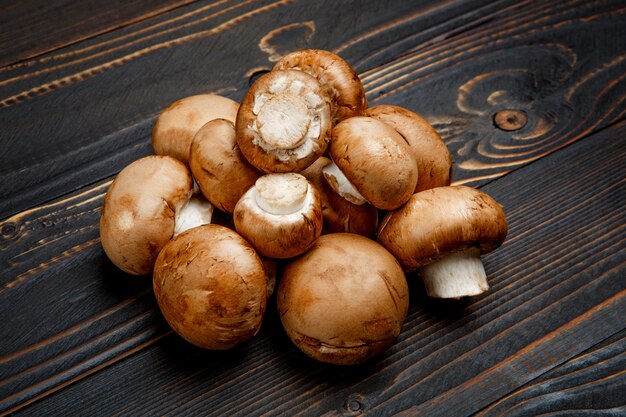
99, 49, 507, 364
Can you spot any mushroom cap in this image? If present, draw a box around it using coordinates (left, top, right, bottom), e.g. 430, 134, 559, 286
278, 233, 408, 365
364, 104, 452, 192
152, 94, 239, 163
233, 173, 323, 259
273, 49, 367, 125
153, 225, 267, 349
377, 186, 508, 270
100, 156, 193, 275
328, 116, 418, 210
300, 156, 378, 236
236, 69, 331, 173
190, 119, 261, 213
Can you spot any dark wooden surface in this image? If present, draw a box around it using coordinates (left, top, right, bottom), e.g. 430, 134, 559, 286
0, 0, 624, 415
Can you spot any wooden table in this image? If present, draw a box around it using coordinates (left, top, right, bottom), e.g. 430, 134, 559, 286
1, 1, 624, 415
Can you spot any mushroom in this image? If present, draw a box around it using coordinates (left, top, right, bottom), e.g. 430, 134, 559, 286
233, 173, 322, 259
376, 186, 508, 298
236, 69, 331, 173
278, 233, 408, 365
189, 118, 261, 213
100, 156, 213, 275
153, 224, 266, 349
364, 104, 452, 192
300, 156, 378, 236
273, 49, 367, 125
152, 94, 239, 163
323, 116, 418, 210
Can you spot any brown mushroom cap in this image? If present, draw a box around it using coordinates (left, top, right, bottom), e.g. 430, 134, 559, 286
364, 104, 452, 192
190, 119, 261, 213
152, 94, 239, 163
377, 186, 508, 270
327, 116, 418, 210
153, 225, 266, 349
273, 49, 367, 125
100, 156, 193, 275
300, 156, 378, 236
278, 233, 408, 365
236, 69, 331, 173
233, 173, 323, 259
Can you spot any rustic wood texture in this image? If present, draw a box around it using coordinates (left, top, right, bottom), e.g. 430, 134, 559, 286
0, 0, 198, 67
1, 0, 624, 415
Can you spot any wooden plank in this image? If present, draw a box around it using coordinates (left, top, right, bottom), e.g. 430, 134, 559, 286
473, 330, 626, 416
0, 0, 198, 67
1, 116, 623, 415
3, 0, 625, 219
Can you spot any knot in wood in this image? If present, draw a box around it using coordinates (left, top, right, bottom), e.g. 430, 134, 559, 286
493, 109, 527, 131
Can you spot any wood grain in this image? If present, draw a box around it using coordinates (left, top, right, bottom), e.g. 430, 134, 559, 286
3, 0, 624, 219
474, 330, 626, 416
1, 0, 624, 415
1, 117, 623, 415
0, 0, 198, 67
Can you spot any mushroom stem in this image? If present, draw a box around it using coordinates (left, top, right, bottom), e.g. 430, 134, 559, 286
254, 173, 309, 215
174, 194, 214, 236
322, 160, 367, 205
420, 248, 489, 299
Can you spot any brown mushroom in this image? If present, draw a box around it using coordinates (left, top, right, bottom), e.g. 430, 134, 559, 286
233, 173, 323, 259
324, 116, 418, 210
153, 225, 266, 349
190, 119, 261, 213
100, 156, 214, 275
300, 156, 378, 236
364, 104, 452, 192
236, 69, 331, 173
273, 49, 367, 125
152, 94, 239, 163
278, 233, 408, 365
376, 186, 508, 298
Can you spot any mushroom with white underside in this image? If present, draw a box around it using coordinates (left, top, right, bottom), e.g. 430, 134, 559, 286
278, 233, 409, 365
376, 186, 508, 299
273, 49, 367, 126
100, 156, 213, 275
153, 224, 266, 349
233, 173, 323, 259
152, 94, 239, 163
323, 116, 418, 210
236, 69, 332, 173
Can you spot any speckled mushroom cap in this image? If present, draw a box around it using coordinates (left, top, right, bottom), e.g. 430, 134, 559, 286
300, 156, 378, 236
152, 94, 239, 163
326, 116, 418, 210
153, 225, 267, 350
190, 119, 261, 213
278, 233, 409, 365
236, 69, 332, 173
377, 186, 508, 270
364, 104, 452, 192
273, 49, 367, 125
233, 173, 323, 259
100, 156, 193, 275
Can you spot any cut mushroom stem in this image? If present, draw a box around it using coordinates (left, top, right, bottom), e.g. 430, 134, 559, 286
421, 248, 488, 299
322, 160, 367, 205
174, 194, 214, 236
254, 173, 309, 215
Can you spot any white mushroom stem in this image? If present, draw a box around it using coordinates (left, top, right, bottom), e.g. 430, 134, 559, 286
322, 160, 367, 205
254, 173, 309, 215
174, 194, 214, 236
421, 248, 489, 299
